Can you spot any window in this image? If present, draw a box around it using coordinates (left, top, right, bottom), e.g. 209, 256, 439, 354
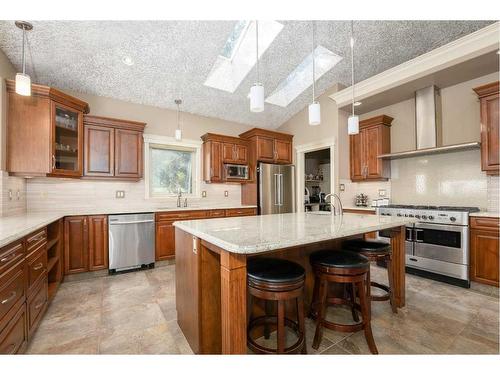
144, 135, 202, 198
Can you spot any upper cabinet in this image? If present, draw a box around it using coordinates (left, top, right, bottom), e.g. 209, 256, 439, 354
239, 128, 293, 165
350, 115, 392, 182
6, 80, 89, 177
83, 115, 146, 180
473, 81, 499, 176
201, 133, 249, 183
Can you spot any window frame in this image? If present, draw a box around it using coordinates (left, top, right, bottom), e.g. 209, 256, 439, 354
143, 134, 202, 199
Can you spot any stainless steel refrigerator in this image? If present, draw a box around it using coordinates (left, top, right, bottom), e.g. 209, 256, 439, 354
258, 162, 296, 215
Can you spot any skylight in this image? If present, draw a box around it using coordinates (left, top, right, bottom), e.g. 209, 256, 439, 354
266, 46, 343, 107
204, 20, 284, 93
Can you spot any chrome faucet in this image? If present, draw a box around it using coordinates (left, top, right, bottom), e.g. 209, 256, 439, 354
324, 193, 343, 216
176, 189, 182, 208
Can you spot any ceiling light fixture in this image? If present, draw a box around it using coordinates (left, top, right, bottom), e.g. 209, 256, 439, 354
14, 21, 33, 96
250, 21, 264, 113
347, 21, 359, 135
122, 56, 134, 66
308, 21, 320, 126
175, 99, 183, 141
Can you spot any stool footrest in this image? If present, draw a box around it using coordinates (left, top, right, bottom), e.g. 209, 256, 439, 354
247, 316, 305, 354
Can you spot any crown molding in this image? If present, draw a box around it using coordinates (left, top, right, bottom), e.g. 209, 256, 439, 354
330, 22, 500, 107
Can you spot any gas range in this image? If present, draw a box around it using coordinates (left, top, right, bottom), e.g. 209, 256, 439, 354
378, 205, 479, 226
375, 204, 480, 287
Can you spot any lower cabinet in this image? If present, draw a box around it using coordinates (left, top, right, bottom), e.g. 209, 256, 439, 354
470, 217, 499, 287
27, 276, 48, 338
64, 215, 108, 274
155, 220, 176, 261
0, 304, 27, 354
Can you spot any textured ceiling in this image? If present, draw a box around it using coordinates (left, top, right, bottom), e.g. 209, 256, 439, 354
0, 20, 493, 129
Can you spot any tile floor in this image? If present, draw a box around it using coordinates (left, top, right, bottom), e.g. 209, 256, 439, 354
26, 264, 499, 354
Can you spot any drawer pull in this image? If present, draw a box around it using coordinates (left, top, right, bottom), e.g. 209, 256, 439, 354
1, 291, 17, 305
33, 262, 44, 271
34, 301, 45, 310
29, 234, 46, 243
0, 252, 17, 263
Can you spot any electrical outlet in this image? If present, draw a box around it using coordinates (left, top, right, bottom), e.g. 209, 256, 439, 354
339, 184, 345, 192
16, 190, 20, 200
378, 189, 386, 197
201, 191, 207, 198
115, 190, 125, 198
224, 190, 229, 197
8, 189, 12, 201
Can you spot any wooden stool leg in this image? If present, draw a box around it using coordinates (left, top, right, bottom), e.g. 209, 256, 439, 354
312, 278, 328, 350
296, 294, 307, 354
264, 300, 272, 339
277, 300, 286, 353
348, 283, 360, 322
309, 274, 320, 318
386, 255, 398, 314
358, 277, 378, 354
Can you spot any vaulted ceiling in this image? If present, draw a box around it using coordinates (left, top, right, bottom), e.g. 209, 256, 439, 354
0, 20, 493, 129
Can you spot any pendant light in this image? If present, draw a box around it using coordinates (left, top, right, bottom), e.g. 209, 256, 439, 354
14, 21, 33, 96
174, 99, 183, 141
347, 20, 359, 135
308, 21, 320, 126
250, 21, 264, 112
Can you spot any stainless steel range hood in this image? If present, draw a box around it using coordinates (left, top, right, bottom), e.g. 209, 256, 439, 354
378, 85, 480, 160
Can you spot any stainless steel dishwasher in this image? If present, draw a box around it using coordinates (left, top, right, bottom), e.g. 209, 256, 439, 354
108, 213, 155, 273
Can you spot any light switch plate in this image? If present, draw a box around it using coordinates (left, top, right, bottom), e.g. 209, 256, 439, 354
202, 191, 207, 198
339, 184, 345, 192
224, 191, 229, 197
378, 189, 386, 197
115, 190, 125, 198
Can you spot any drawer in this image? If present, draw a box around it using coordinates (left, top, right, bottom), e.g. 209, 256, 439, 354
27, 246, 47, 294
470, 217, 500, 231
225, 208, 257, 217
0, 304, 27, 354
210, 209, 226, 218
156, 210, 209, 222
26, 228, 47, 255
0, 260, 25, 329
0, 240, 25, 275
27, 276, 48, 336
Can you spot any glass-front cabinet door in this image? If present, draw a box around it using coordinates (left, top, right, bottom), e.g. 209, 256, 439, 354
51, 102, 83, 176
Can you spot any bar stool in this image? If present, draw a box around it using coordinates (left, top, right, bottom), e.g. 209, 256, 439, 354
309, 250, 378, 354
247, 257, 307, 354
343, 239, 397, 313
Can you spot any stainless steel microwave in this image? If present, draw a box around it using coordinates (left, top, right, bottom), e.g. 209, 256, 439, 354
224, 164, 249, 180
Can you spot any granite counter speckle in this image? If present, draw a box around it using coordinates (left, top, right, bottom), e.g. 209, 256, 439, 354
174, 212, 417, 254
469, 211, 500, 218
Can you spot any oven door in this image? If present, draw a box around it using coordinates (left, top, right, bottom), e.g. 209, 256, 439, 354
376, 225, 414, 255
413, 223, 468, 265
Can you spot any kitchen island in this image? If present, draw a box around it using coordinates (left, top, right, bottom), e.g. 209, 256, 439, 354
174, 212, 416, 354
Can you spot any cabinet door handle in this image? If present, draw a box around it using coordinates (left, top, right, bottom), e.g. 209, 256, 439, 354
33, 262, 44, 271
35, 301, 45, 310
1, 291, 17, 305
30, 234, 46, 243
52, 155, 56, 169
0, 252, 17, 263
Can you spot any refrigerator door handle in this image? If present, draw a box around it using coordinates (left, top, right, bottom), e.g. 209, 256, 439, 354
279, 173, 283, 206
274, 174, 280, 206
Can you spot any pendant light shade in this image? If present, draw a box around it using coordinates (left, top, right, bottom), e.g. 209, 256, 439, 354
174, 99, 183, 141
308, 21, 320, 126
309, 102, 321, 126
15, 72, 31, 96
250, 83, 264, 112
348, 115, 359, 135
347, 20, 359, 135
250, 21, 265, 113
14, 21, 33, 97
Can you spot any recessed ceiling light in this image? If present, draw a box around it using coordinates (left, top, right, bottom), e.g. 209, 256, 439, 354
354, 101, 362, 106
122, 56, 134, 66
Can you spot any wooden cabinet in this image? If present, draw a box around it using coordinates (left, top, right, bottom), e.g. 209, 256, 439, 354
349, 115, 392, 182
0, 304, 27, 354
84, 115, 146, 180
6, 80, 89, 177
470, 217, 499, 287
201, 134, 249, 183
155, 221, 176, 261
225, 208, 257, 217
64, 215, 108, 274
473, 82, 499, 175
239, 128, 293, 165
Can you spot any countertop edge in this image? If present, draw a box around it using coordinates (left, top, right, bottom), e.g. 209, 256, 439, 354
469, 211, 500, 218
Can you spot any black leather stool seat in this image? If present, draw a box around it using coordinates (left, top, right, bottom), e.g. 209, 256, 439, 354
247, 258, 305, 283
310, 250, 369, 269
342, 239, 390, 253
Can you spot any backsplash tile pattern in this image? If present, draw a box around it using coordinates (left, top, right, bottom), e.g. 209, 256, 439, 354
487, 175, 499, 212
26, 178, 242, 214
339, 179, 391, 207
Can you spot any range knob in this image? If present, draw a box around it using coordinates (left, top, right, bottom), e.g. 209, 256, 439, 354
397, 213, 402, 217
450, 217, 456, 222
404, 214, 408, 217
415, 214, 421, 219
421, 215, 427, 219
387, 213, 392, 216
428, 215, 434, 220
409, 214, 414, 218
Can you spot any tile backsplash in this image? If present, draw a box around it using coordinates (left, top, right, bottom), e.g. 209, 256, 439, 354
487, 175, 499, 212
25, 178, 242, 214
339, 179, 391, 207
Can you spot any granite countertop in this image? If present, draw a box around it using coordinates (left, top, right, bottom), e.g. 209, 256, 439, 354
343, 206, 377, 211
0, 205, 257, 248
174, 212, 416, 255
469, 211, 500, 218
